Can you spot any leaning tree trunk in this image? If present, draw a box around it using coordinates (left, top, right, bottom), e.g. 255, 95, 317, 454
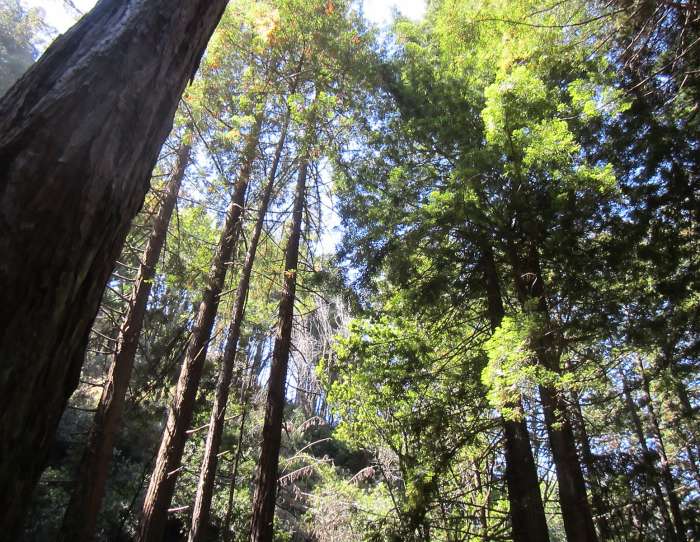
507, 241, 599, 542
479, 242, 550, 542
60, 138, 192, 542
138, 118, 262, 542
250, 157, 309, 542
656, 346, 700, 487
669, 389, 700, 488
0, 0, 227, 534
188, 117, 289, 542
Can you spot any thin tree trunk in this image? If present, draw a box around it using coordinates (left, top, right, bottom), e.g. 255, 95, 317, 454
0, 1, 227, 533
670, 376, 699, 448
636, 357, 687, 542
479, 242, 550, 542
507, 241, 599, 542
138, 118, 263, 542
189, 117, 289, 542
250, 156, 309, 542
59, 138, 192, 542
537, 385, 598, 542
223, 355, 257, 536
568, 383, 613, 541
620, 372, 676, 539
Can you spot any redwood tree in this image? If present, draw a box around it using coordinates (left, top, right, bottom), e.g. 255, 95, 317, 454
0, 0, 227, 534
189, 115, 289, 542
250, 154, 310, 542
480, 243, 550, 542
507, 243, 599, 542
59, 136, 192, 542
621, 372, 677, 538
138, 116, 262, 542
636, 358, 688, 542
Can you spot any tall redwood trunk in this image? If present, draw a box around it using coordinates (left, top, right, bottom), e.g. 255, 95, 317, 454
59, 139, 192, 542
479, 243, 550, 542
636, 358, 687, 542
188, 118, 289, 542
0, 0, 227, 533
138, 118, 262, 542
507, 242, 599, 542
250, 157, 309, 542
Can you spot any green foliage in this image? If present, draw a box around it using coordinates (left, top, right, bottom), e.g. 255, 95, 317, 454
484, 315, 535, 418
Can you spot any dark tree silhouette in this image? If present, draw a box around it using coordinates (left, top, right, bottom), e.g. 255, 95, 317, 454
0, 0, 227, 534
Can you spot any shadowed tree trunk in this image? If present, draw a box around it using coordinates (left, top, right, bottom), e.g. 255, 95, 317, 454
568, 383, 613, 542
188, 116, 289, 542
479, 242, 550, 542
656, 344, 700, 488
250, 155, 309, 542
59, 137, 192, 542
649, 340, 700, 486
507, 241, 599, 542
669, 395, 700, 488
138, 117, 262, 542
0, 0, 227, 534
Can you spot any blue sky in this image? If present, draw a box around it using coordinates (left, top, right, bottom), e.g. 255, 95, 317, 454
362, 0, 426, 24
23, 0, 426, 34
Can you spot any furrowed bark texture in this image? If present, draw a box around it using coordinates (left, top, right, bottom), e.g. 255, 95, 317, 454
59, 140, 191, 542
0, 0, 227, 534
189, 118, 289, 542
480, 243, 550, 542
508, 243, 599, 542
250, 158, 308, 542
138, 119, 262, 542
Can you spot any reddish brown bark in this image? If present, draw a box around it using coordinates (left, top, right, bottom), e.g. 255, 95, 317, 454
188, 117, 289, 542
138, 118, 262, 542
59, 139, 192, 542
507, 242, 599, 542
480, 243, 550, 542
250, 157, 309, 542
0, 0, 227, 534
